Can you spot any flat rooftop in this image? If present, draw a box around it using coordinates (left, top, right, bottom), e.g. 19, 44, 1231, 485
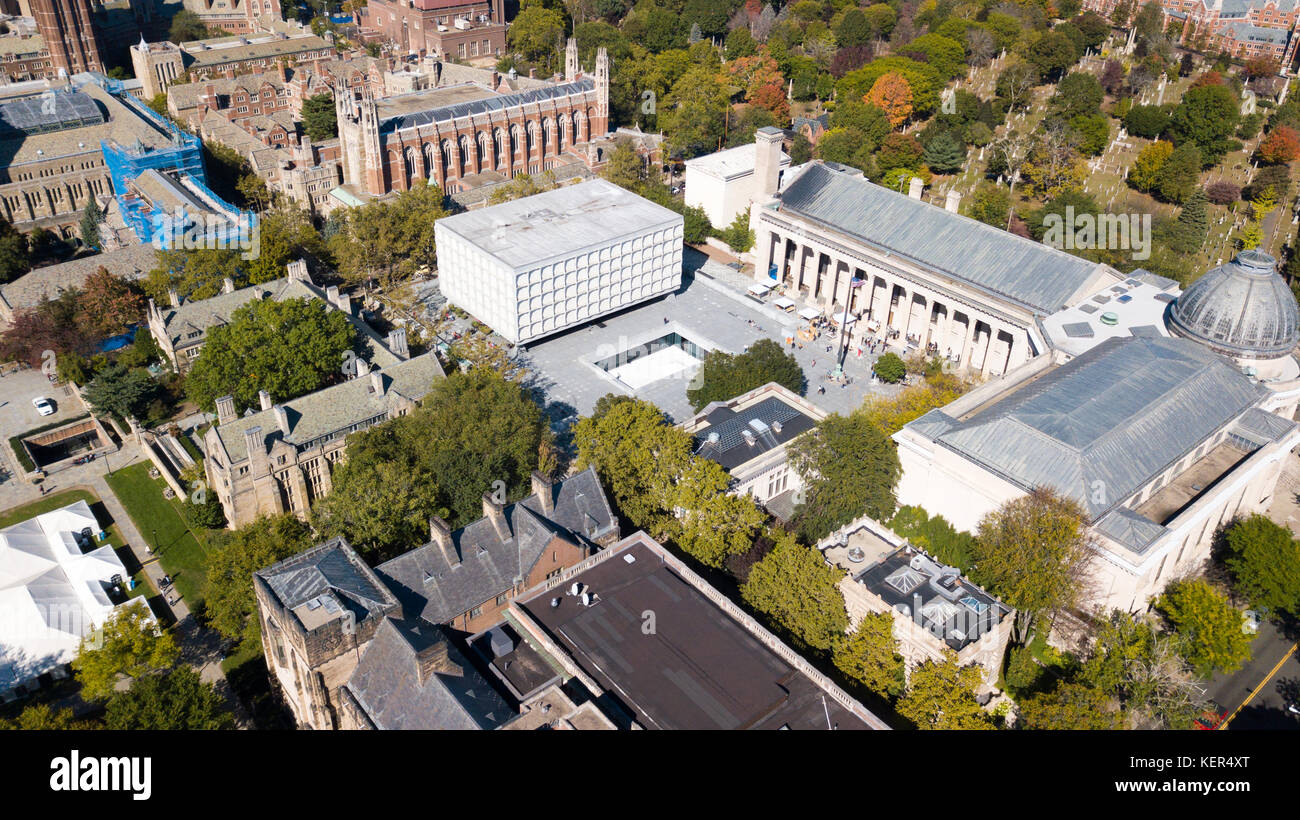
685, 142, 790, 180
516, 535, 882, 730
1039, 276, 1180, 359
374, 81, 497, 119
1135, 442, 1251, 525
435, 178, 682, 270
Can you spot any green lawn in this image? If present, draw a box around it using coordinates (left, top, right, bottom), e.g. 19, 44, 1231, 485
104, 462, 210, 607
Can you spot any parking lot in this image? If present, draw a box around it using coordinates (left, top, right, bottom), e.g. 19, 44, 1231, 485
0, 367, 84, 473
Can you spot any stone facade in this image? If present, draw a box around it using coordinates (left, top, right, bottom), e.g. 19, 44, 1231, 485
358, 0, 506, 61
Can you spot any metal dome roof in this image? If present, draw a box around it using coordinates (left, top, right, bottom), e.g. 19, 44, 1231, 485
1167, 250, 1300, 360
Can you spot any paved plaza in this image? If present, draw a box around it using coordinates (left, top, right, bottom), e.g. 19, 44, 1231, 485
516, 251, 905, 426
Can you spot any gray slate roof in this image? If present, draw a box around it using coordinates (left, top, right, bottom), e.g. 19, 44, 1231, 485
343, 618, 514, 730
902, 336, 1272, 520
256, 537, 399, 626
0, 243, 157, 316
778, 163, 1111, 314
216, 351, 445, 463
376, 467, 617, 624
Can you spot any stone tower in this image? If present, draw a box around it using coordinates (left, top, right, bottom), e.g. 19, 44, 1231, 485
564, 36, 578, 81
359, 83, 385, 195
595, 47, 610, 131
30, 0, 103, 75
130, 36, 184, 99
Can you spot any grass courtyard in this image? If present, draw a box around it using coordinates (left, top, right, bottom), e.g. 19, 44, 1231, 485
104, 462, 211, 607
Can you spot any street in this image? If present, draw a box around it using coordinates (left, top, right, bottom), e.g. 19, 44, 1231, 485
1207, 619, 1300, 730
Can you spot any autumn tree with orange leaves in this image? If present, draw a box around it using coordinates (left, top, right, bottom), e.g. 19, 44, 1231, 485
1258, 125, 1300, 165
867, 72, 913, 129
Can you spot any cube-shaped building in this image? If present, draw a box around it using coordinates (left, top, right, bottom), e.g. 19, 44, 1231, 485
434, 179, 683, 345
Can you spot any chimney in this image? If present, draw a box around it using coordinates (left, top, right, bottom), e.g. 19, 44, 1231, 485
754, 126, 783, 197
530, 470, 553, 515
908, 177, 924, 200
286, 258, 310, 283
415, 639, 461, 685
216, 394, 236, 425
370, 369, 384, 395
273, 404, 290, 435
528, 67, 536, 79
242, 425, 264, 463
429, 516, 458, 565
482, 492, 510, 541
353, 357, 369, 379
222, 277, 235, 294
168, 288, 180, 308
945, 189, 962, 213
258, 389, 272, 411
386, 327, 409, 359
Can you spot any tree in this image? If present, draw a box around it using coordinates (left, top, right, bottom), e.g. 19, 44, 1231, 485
1026, 30, 1079, 83
895, 651, 994, 729
1124, 104, 1170, 140
790, 132, 813, 164
72, 601, 179, 701
1155, 578, 1253, 676
573, 397, 692, 535
680, 204, 712, 245
973, 488, 1093, 640
866, 72, 914, 129
1100, 59, 1125, 95
328, 184, 450, 288
670, 458, 767, 568
314, 368, 554, 560
169, 9, 209, 42
1081, 610, 1204, 729
185, 296, 359, 414
721, 211, 755, 253
996, 62, 1038, 112
507, 5, 567, 72
661, 65, 730, 157
1167, 189, 1210, 254
904, 33, 966, 82
1018, 681, 1122, 730
835, 8, 872, 48
79, 197, 103, 250
1258, 125, 1300, 165
77, 265, 144, 339
1128, 139, 1173, 192
204, 514, 314, 649
1153, 142, 1202, 204
832, 612, 905, 698
966, 182, 1010, 228
1167, 83, 1241, 164
83, 363, 158, 418
601, 142, 644, 190
300, 93, 337, 141
1224, 514, 1300, 618
1050, 72, 1104, 120
244, 205, 327, 284
685, 338, 804, 411
0, 216, 30, 284
873, 351, 906, 382
1206, 181, 1241, 205
922, 130, 966, 174
104, 666, 234, 730
1022, 122, 1086, 199
0, 703, 97, 730
788, 411, 902, 543
740, 530, 848, 651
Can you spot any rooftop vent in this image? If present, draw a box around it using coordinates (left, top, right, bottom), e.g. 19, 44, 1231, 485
741, 429, 756, 446
1100, 312, 1120, 326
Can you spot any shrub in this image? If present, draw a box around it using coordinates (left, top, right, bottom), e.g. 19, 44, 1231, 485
1205, 181, 1241, 205
874, 352, 906, 383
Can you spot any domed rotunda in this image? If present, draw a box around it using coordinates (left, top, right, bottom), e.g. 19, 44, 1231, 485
1167, 249, 1300, 361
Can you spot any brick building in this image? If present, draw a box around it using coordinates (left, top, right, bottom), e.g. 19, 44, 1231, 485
253, 468, 620, 729
1082, 0, 1300, 65
357, 0, 506, 61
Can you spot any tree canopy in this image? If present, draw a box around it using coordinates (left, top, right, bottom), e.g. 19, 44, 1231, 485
895, 651, 995, 729
788, 410, 901, 543
72, 600, 179, 701
204, 514, 315, 649
103, 666, 234, 730
832, 611, 905, 698
1155, 578, 1252, 676
685, 338, 804, 411
740, 530, 848, 651
1223, 514, 1300, 618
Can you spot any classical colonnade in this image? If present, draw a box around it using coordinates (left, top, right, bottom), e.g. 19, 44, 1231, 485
754, 215, 1033, 377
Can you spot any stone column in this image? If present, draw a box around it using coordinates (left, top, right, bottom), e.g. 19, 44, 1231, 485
959, 313, 977, 369
979, 323, 996, 378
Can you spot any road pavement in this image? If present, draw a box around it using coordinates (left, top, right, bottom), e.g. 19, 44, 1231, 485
1207, 619, 1300, 730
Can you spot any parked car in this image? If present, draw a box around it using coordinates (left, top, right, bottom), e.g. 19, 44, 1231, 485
32, 397, 55, 416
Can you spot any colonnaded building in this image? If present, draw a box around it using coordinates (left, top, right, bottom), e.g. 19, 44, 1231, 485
894, 251, 1300, 613
747, 128, 1125, 378
334, 40, 611, 199
434, 178, 683, 345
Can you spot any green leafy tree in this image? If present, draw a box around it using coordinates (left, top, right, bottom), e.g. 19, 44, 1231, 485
507, 5, 566, 72
601, 142, 645, 190
681, 204, 712, 245
244, 206, 328, 285
670, 458, 767, 568
169, 9, 209, 41
1128, 139, 1173, 192
740, 530, 849, 651
185, 296, 359, 414
1168, 84, 1241, 164
1155, 578, 1252, 676
721, 211, 755, 253
1025, 30, 1079, 82
1154, 142, 1202, 204
686, 338, 804, 411
789, 411, 902, 542
72, 601, 179, 701
966, 182, 1010, 228
1124, 104, 1171, 140
1223, 514, 1300, 618
873, 351, 906, 382
313, 368, 553, 560
0, 216, 31, 284
661, 65, 730, 157
1018, 681, 1122, 730
835, 8, 872, 48
574, 397, 692, 535
1081, 610, 1204, 729
904, 33, 966, 81
973, 488, 1092, 640
83, 363, 159, 419
0, 703, 98, 730
832, 612, 905, 698
328, 184, 449, 288
896, 651, 995, 729
104, 666, 234, 730
204, 514, 314, 649
300, 93, 337, 141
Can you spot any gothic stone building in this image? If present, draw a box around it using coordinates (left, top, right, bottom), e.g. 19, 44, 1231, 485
334, 41, 611, 198
253, 467, 620, 729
